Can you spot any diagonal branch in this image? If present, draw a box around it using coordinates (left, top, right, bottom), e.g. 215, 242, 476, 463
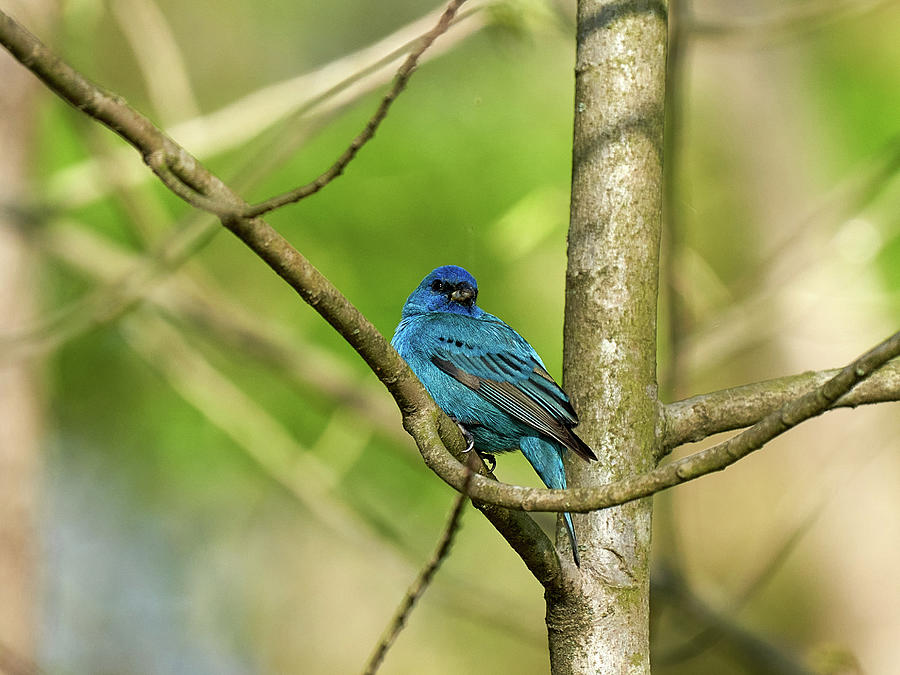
653, 566, 815, 675
661, 359, 900, 451
658, 507, 819, 666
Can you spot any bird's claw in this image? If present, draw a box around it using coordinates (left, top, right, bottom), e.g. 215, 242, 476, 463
479, 453, 496, 472
451, 418, 475, 454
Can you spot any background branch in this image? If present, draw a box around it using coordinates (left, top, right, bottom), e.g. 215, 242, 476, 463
657, 507, 819, 666
40, 219, 412, 448
121, 311, 376, 541
652, 567, 815, 675
686, 0, 892, 45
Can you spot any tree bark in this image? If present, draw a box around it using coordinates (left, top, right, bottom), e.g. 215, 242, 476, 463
553, 1, 667, 672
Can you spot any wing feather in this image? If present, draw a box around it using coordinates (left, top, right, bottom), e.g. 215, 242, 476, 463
430, 346, 597, 462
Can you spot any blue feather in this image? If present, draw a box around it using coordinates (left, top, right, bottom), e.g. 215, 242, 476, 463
392, 265, 596, 565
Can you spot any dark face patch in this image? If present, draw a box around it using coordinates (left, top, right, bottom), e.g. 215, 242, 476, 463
429, 278, 477, 308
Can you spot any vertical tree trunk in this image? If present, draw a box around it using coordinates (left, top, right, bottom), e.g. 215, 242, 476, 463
552, 1, 667, 672
0, 3, 52, 668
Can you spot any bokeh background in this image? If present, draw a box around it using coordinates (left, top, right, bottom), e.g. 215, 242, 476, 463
1, 0, 899, 673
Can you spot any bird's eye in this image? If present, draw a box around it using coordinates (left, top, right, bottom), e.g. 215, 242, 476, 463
430, 279, 444, 292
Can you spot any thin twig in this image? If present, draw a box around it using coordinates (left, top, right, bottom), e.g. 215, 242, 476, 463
145, 151, 234, 215
362, 453, 477, 675
241, 0, 469, 218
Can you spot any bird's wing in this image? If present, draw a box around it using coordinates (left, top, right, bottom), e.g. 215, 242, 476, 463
429, 320, 596, 462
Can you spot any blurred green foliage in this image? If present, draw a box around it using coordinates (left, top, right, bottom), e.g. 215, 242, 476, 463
17, 0, 900, 673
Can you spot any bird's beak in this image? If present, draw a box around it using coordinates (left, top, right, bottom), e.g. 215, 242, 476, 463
451, 285, 475, 304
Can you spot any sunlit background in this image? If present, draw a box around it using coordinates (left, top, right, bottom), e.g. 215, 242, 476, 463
1, 0, 899, 672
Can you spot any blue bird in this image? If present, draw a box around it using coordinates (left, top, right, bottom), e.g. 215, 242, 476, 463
392, 265, 596, 565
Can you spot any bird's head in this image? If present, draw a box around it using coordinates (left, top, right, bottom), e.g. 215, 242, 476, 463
402, 265, 481, 317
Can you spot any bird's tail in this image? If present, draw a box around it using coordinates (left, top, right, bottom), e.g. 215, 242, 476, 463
563, 512, 581, 567
520, 436, 581, 566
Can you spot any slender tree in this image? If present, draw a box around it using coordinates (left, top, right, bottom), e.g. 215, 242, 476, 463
554, 0, 667, 670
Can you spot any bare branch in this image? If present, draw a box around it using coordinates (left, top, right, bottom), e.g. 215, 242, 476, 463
240, 0, 469, 218
662, 359, 900, 450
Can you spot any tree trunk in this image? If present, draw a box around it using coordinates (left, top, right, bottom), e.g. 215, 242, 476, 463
552, 1, 667, 672
0, 3, 53, 669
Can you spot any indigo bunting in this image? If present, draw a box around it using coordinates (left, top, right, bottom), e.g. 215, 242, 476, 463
392, 265, 596, 565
